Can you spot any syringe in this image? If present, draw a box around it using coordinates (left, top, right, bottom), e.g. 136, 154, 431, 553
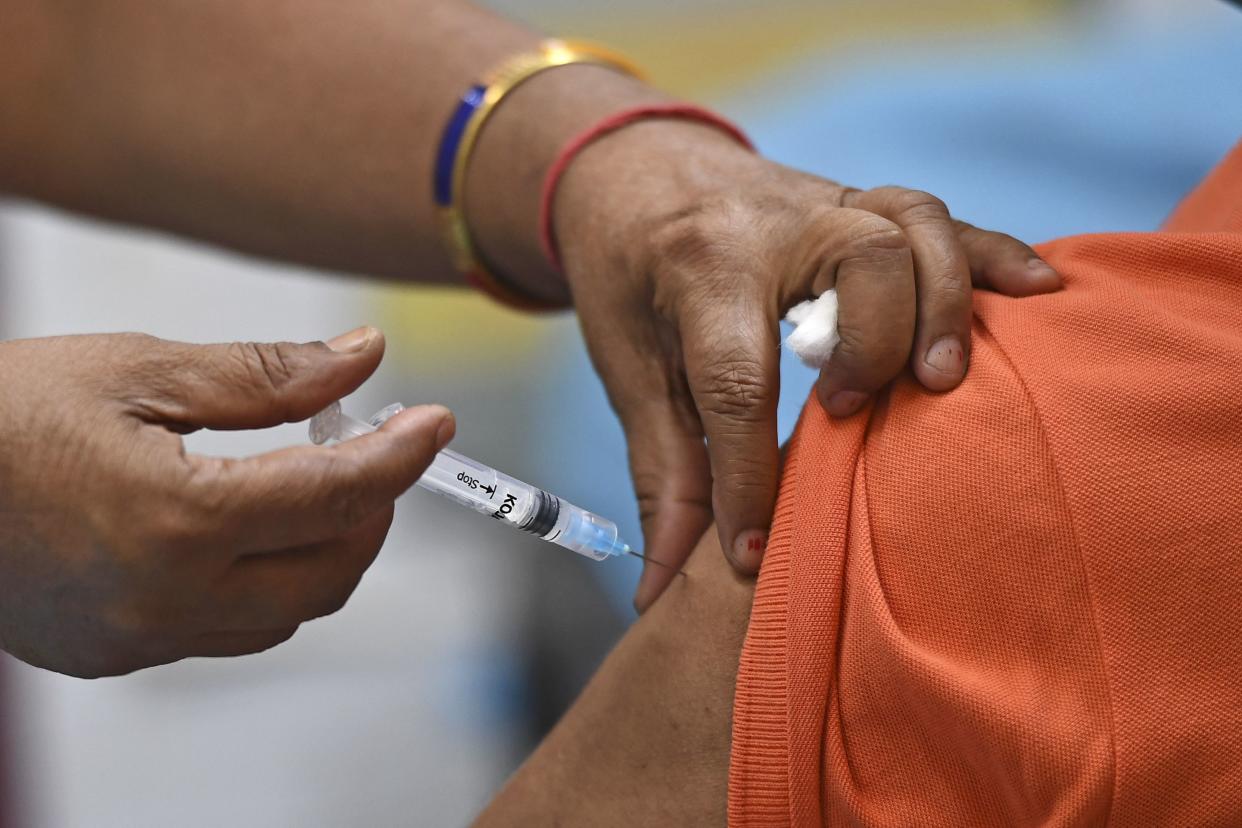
310, 401, 676, 570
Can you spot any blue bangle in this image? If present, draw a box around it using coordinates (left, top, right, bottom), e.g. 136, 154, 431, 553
433, 83, 486, 207
432, 40, 645, 311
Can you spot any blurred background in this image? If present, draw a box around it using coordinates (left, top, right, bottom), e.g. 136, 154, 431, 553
1, 0, 1239, 825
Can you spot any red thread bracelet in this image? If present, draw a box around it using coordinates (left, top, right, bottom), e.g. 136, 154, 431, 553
538, 104, 755, 273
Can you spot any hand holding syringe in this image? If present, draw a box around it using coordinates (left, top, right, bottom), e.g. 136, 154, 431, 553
311, 402, 679, 572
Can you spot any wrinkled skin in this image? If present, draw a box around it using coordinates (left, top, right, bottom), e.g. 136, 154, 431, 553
553, 121, 1062, 608
0, 329, 451, 677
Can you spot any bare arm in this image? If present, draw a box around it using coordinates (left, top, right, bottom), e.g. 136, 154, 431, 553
0, 0, 665, 295
0, 0, 1061, 620
473, 528, 754, 826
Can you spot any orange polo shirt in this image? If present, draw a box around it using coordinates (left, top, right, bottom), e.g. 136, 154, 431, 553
730, 140, 1242, 826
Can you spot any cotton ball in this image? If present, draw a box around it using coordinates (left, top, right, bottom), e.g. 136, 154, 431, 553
784, 290, 839, 368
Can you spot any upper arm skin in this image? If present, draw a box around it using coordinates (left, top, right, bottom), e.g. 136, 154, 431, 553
473, 529, 754, 827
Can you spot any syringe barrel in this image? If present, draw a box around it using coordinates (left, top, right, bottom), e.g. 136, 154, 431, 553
418, 450, 618, 561
310, 402, 626, 561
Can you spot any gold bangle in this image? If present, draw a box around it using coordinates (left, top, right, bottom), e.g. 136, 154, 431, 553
441, 39, 645, 311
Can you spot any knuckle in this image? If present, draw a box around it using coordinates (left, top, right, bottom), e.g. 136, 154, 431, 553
322, 588, 354, 618
645, 202, 759, 317
952, 218, 992, 244
229, 341, 303, 395
847, 215, 909, 256
69, 639, 146, 679
305, 581, 358, 621
648, 202, 732, 267
251, 627, 299, 654
695, 351, 774, 421
890, 189, 950, 225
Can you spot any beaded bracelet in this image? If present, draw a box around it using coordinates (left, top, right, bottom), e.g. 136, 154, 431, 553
433, 39, 644, 312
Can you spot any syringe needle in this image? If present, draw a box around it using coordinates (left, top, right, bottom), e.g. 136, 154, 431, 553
627, 549, 686, 576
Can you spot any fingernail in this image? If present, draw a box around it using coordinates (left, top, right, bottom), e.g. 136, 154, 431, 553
326, 326, 375, 354
435, 412, 456, 450
1027, 258, 1058, 280
826, 390, 868, 418
924, 336, 964, 376
732, 529, 767, 572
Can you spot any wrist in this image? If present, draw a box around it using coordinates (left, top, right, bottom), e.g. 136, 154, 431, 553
463, 64, 669, 306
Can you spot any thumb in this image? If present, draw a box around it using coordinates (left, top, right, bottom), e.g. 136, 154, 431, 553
138, 326, 386, 430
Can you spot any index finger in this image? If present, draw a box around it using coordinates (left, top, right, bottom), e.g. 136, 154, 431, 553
681, 299, 781, 574
181, 404, 453, 551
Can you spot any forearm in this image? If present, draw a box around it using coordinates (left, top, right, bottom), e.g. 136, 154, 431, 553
473, 529, 753, 826
0, 0, 671, 291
